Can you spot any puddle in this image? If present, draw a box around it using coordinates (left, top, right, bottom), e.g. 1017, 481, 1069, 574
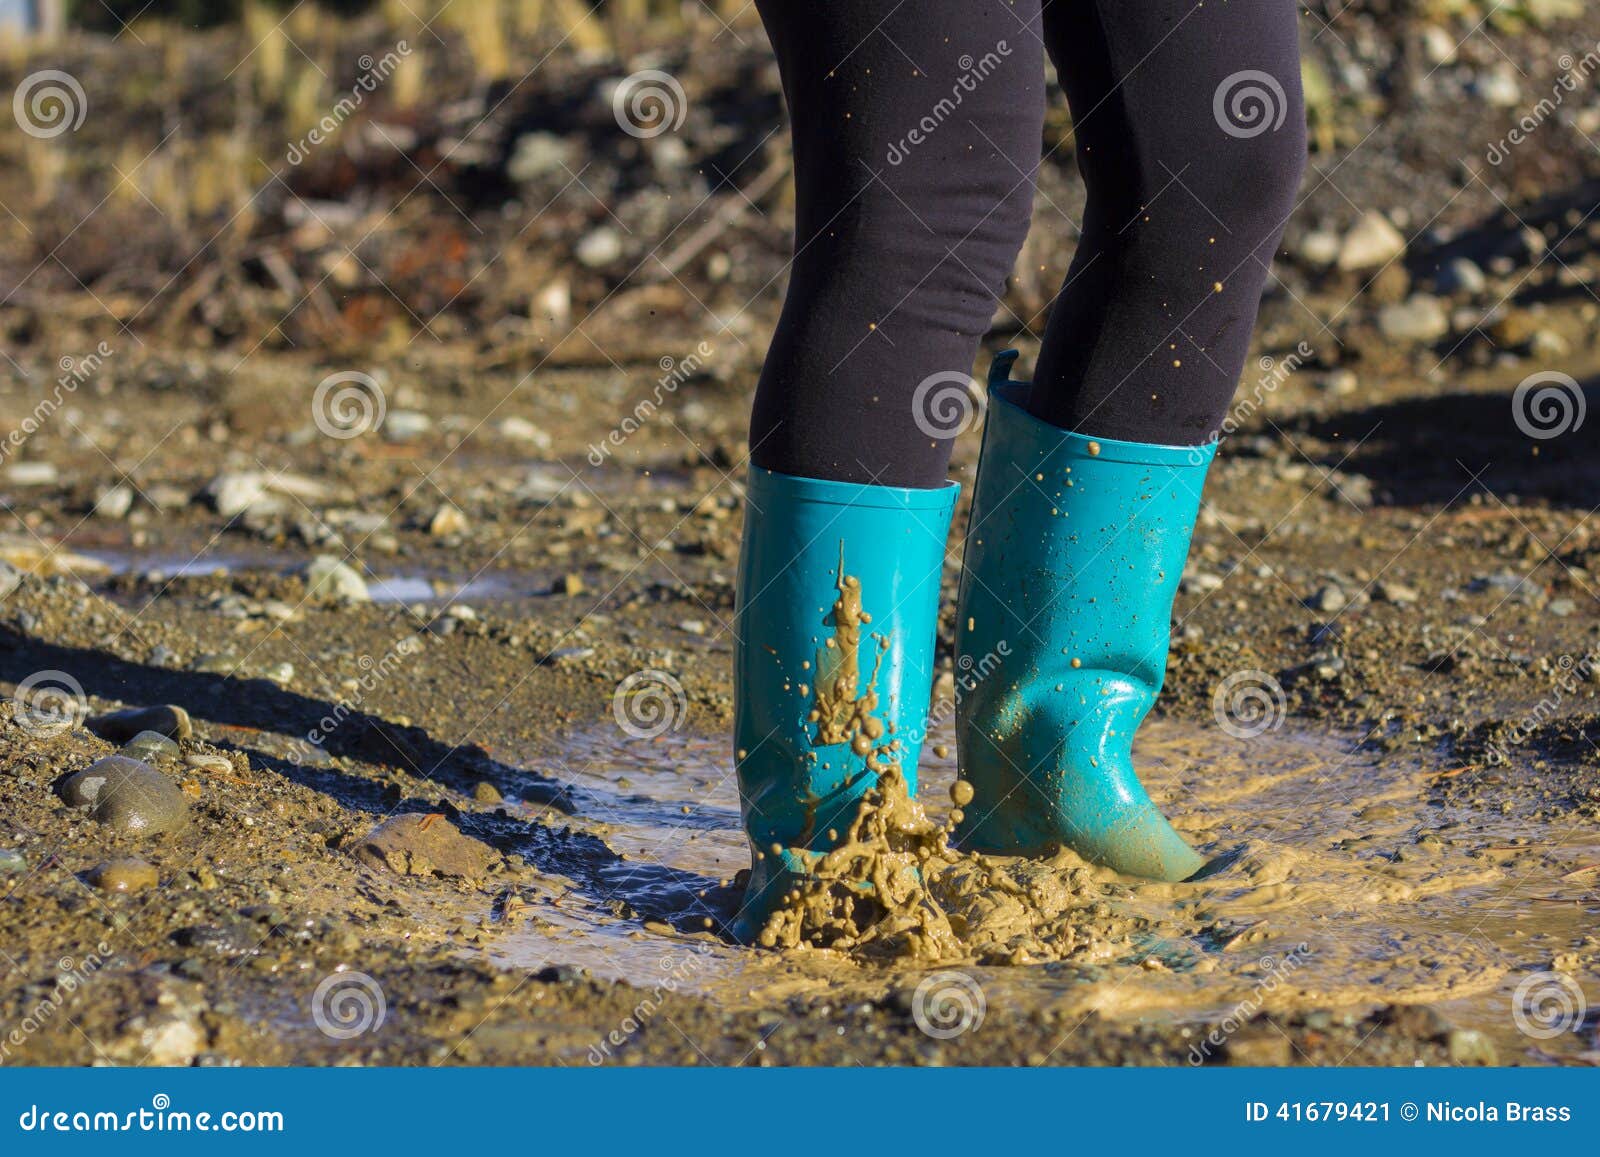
83, 548, 540, 604
477, 719, 1599, 1061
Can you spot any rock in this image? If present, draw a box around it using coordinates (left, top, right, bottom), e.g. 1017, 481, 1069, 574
204, 471, 270, 518
506, 131, 575, 183
497, 416, 553, 450
1419, 24, 1457, 65
383, 410, 433, 442
89, 857, 160, 893
0, 848, 25, 875
548, 646, 595, 664
1475, 65, 1521, 109
577, 227, 624, 268
1337, 212, 1406, 272
473, 781, 503, 804
1294, 229, 1341, 268
1373, 580, 1418, 605
1366, 262, 1410, 305
304, 555, 370, 602
1548, 597, 1577, 617
4, 461, 58, 486
1446, 1028, 1498, 1065
184, 751, 236, 773
1377, 296, 1449, 343
93, 483, 135, 519
429, 504, 469, 537
60, 755, 189, 835
1308, 585, 1346, 613
561, 572, 585, 596
1439, 257, 1486, 296
353, 813, 496, 881
121, 730, 182, 762
87, 704, 192, 743
109, 973, 208, 1066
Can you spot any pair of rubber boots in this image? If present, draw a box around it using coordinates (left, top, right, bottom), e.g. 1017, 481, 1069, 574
731, 351, 1213, 941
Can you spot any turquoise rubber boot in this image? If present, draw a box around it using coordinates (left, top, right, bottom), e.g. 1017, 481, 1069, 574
731, 466, 958, 941
953, 350, 1210, 881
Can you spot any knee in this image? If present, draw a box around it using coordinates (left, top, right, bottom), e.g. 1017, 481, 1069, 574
1205, 78, 1308, 236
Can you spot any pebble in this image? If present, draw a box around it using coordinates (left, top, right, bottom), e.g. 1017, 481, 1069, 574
1439, 257, 1486, 296
429, 504, 469, 537
1373, 580, 1418, 605
120, 730, 181, 762
1308, 585, 1347, 613
577, 227, 624, 268
88, 857, 160, 893
1446, 1028, 1498, 1066
0, 848, 25, 875
184, 751, 236, 774
354, 813, 496, 881
60, 755, 190, 835
497, 416, 553, 450
1337, 212, 1406, 272
1294, 229, 1341, 267
549, 646, 595, 664
93, 483, 135, 519
5, 461, 59, 486
304, 555, 370, 602
204, 471, 270, 518
383, 410, 433, 442
87, 704, 192, 743
1377, 295, 1449, 342
473, 781, 503, 804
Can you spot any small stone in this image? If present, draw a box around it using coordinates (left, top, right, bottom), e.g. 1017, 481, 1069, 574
1377, 296, 1449, 343
1548, 597, 1576, 618
473, 781, 503, 804
429, 504, 469, 537
1294, 229, 1341, 267
5, 461, 58, 486
60, 755, 190, 835
577, 227, 624, 268
260, 661, 295, 688
1220, 1029, 1291, 1066
89, 858, 160, 893
1373, 580, 1418, 605
496, 416, 553, 450
562, 573, 586, 597
506, 131, 574, 183
120, 730, 181, 762
1316, 369, 1359, 396
93, 483, 135, 519
1439, 257, 1486, 296
549, 646, 595, 664
1446, 1028, 1498, 1065
204, 471, 269, 518
353, 813, 496, 881
382, 410, 433, 442
87, 704, 192, 743
678, 618, 706, 635
184, 751, 236, 774
0, 848, 25, 875
1475, 65, 1521, 108
1337, 212, 1406, 272
304, 555, 370, 602
1308, 585, 1346, 613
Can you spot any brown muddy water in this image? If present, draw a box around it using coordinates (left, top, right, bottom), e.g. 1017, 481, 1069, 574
472, 720, 1599, 1062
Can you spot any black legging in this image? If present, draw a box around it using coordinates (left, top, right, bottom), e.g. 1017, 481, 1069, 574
749, 0, 1307, 488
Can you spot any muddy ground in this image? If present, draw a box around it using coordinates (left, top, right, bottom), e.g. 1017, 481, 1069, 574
2, 2, 1599, 1065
